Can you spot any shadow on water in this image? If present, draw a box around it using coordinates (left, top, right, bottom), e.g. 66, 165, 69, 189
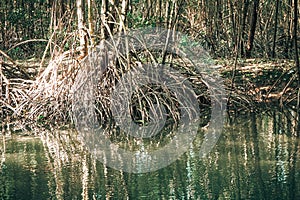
0, 109, 299, 199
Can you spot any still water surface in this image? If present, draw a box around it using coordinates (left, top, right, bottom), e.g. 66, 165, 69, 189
0, 111, 299, 199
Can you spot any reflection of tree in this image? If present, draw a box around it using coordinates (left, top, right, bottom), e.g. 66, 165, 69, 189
37, 111, 300, 199
41, 130, 86, 199
287, 115, 299, 199
40, 129, 134, 199
250, 112, 267, 199
229, 117, 241, 199
0, 137, 51, 199
0, 137, 6, 172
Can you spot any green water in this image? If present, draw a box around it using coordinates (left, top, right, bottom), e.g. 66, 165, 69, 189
0, 111, 299, 199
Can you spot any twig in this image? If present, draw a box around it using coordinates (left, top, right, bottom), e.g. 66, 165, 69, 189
7, 39, 49, 53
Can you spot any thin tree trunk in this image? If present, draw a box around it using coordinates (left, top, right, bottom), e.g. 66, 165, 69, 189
245, 0, 260, 58
77, 0, 88, 60
229, 0, 236, 55
87, 0, 95, 45
293, 0, 300, 112
0, 0, 7, 49
118, 0, 129, 33
108, 0, 117, 33
156, 0, 162, 25
165, 0, 171, 29
294, 0, 300, 86
272, 0, 280, 58
100, 0, 109, 39
241, 0, 249, 57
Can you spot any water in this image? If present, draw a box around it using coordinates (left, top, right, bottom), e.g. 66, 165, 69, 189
0, 111, 299, 199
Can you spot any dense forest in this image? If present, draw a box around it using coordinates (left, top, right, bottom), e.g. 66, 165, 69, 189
1, 0, 300, 130
0, 0, 299, 59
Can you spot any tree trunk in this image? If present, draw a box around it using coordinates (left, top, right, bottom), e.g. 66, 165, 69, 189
294, 0, 300, 87
77, 0, 88, 60
118, 0, 129, 33
241, 0, 249, 57
87, 0, 95, 45
100, 0, 109, 39
245, 0, 259, 58
272, 0, 280, 58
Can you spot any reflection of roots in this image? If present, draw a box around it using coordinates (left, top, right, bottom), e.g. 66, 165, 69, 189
101, 121, 179, 151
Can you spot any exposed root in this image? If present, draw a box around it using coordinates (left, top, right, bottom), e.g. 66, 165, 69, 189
2, 33, 298, 132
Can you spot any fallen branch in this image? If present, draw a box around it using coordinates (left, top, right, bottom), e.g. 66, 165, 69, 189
7, 39, 49, 53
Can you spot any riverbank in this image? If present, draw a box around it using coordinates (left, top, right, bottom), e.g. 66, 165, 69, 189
1, 56, 299, 132
219, 58, 298, 111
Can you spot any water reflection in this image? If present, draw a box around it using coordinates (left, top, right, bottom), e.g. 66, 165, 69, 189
0, 136, 52, 199
0, 110, 299, 199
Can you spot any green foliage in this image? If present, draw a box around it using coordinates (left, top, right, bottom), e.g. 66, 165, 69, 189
127, 12, 161, 28
9, 47, 25, 58
179, 35, 201, 47
37, 115, 45, 122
